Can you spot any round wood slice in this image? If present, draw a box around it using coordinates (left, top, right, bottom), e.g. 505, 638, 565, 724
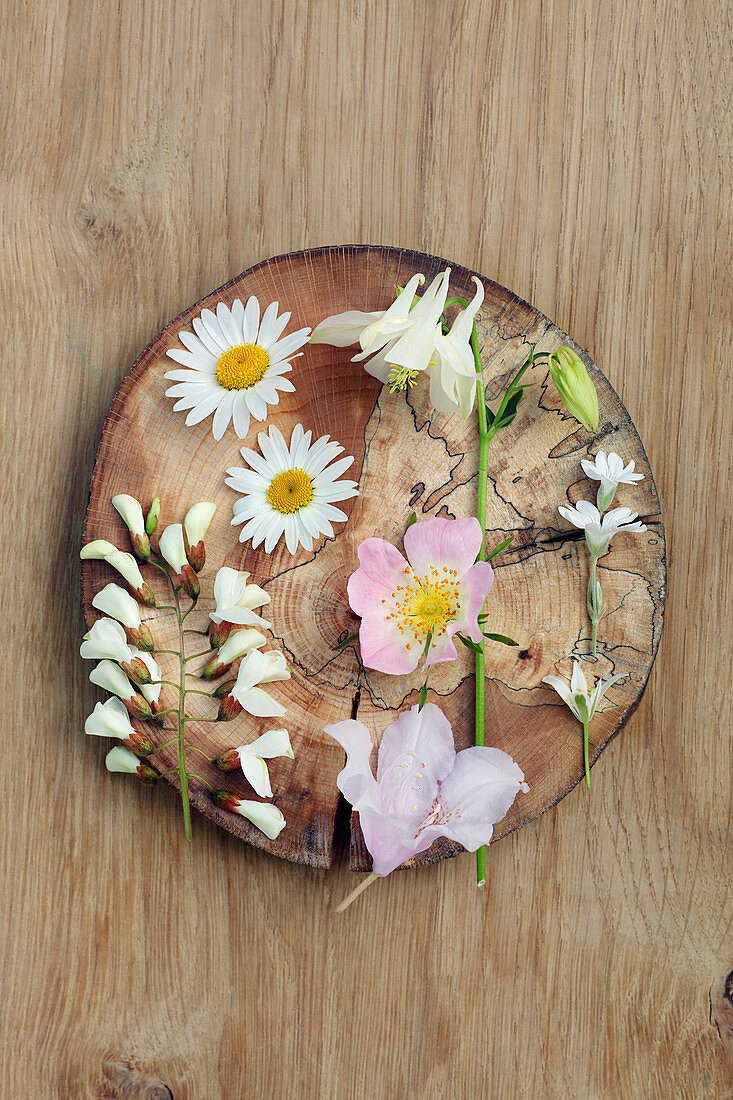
81, 245, 666, 870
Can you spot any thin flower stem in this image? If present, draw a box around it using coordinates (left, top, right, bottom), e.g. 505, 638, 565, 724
184, 650, 213, 662
184, 628, 209, 636
183, 717, 220, 724
153, 649, 182, 656
336, 872, 380, 913
171, 582, 192, 840
149, 737, 179, 752
583, 720, 591, 789
589, 557, 600, 656
470, 339, 539, 885
186, 772, 214, 791
184, 688, 218, 697
471, 321, 490, 887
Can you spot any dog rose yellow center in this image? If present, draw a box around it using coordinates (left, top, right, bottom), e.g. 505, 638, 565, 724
385, 566, 461, 647
266, 468, 314, 514
216, 344, 269, 389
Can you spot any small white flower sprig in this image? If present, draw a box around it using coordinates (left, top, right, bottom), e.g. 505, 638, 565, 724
312, 270, 601, 888
559, 451, 647, 654
81, 495, 294, 841
543, 661, 627, 788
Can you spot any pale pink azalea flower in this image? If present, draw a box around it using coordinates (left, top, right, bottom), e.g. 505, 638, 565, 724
325, 702, 528, 876
347, 516, 493, 674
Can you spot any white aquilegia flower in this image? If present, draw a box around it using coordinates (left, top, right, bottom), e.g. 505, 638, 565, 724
218, 729, 294, 798
92, 583, 155, 650
80, 617, 132, 664
164, 297, 310, 440
211, 567, 272, 628
311, 269, 484, 417
558, 501, 647, 559
580, 450, 645, 513
310, 272, 427, 369
542, 661, 627, 724
419, 276, 484, 416
219, 649, 290, 721
226, 424, 359, 554
213, 790, 287, 839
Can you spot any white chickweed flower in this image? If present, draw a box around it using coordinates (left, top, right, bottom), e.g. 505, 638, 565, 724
164, 297, 310, 441
542, 661, 627, 724
580, 450, 644, 513
558, 501, 647, 558
226, 423, 359, 555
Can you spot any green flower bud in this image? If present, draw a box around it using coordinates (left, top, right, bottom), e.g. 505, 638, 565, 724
547, 346, 599, 431
145, 497, 161, 536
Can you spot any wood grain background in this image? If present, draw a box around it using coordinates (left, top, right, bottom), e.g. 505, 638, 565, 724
2, 1, 730, 1097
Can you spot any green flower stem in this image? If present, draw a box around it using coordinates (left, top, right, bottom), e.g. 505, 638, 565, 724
171, 582, 192, 840
587, 555, 603, 657
582, 720, 591, 789
470, 336, 539, 886
184, 649, 214, 662
471, 321, 490, 887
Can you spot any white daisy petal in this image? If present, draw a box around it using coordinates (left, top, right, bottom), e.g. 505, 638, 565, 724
216, 301, 240, 346
191, 315, 222, 356
243, 296, 261, 343
212, 391, 236, 440
232, 392, 251, 437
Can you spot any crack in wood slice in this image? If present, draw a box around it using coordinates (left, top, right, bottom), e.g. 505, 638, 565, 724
80, 246, 666, 870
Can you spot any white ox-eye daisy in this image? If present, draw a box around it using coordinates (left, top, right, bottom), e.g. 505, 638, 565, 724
580, 450, 645, 513
164, 297, 310, 441
226, 424, 359, 554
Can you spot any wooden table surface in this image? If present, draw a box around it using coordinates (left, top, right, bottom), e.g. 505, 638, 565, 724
2, 2, 730, 1097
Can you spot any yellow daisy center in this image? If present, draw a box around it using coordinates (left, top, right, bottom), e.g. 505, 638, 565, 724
266, 468, 314, 514
384, 566, 461, 647
216, 344, 269, 390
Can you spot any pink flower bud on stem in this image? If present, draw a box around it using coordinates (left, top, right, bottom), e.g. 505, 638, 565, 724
177, 565, 200, 601
201, 656, 233, 681
185, 540, 206, 573
209, 620, 233, 649
134, 582, 157, 608
213, 789, 241, 813
148, 699, 165, 726
123, 693, 153, 721
123, 624, 155, 651
124, 730, 155, 756
215, 748, 241, 771
217, 693, 242, 722
131, 532, 152, 562
136, 762, 158, 786
213, 678, 236, 699
120, 656, 152, 685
